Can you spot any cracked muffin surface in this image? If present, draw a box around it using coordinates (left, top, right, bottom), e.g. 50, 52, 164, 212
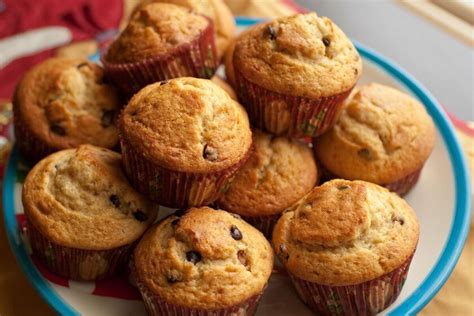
233, 12, 362, 98
105, 3, 210, 64
133, 207, 274, 309
119, 77, 252, 173
314, 83, 436, 184
13, 57, 120, 150
272, 179, 419, 286
218, 130, 317, 217
22, 145, 158, 250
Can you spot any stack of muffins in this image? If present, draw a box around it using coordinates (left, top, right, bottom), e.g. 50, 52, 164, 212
14, 1, 436, 315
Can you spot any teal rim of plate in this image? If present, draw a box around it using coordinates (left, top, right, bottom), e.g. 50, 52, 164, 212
3, 16, 471, 316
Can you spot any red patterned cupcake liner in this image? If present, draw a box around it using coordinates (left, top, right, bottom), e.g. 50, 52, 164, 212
133, 265, 265, 316
13, 100, 57, 163
120, 138, 253, 208
289, 254, 414, 315
383, 168, 422, 196
240, 213, 281, 239
317, 162, 423, 197
26, 219, 135, 281
102, 18, 218, 97
234, 69, 352, 138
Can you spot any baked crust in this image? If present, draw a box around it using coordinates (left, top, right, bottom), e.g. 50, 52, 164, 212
119, 77, 252, 173
314, 83, 436, 183
134, 207, 274, 309
22, 145, 158, 250
272, 179, 419, 286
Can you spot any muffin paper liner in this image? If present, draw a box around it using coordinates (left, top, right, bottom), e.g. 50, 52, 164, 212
318, 163, 423, 197
240, 213, 281, 239
133, 263, 265, 316
234, 69, 352, 138
383, 168, 423, 196
120, 138, 253, 208
26, 218, 135, 281
13, 104, 57, 163
102, 18, 218, 97
288, 253, 414, 315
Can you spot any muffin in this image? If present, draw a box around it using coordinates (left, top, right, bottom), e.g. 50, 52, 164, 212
133, 0, 236, 59
22, 145, 158, 280
119, 77, 253, 208
217, 130, 317, 237
314, 83, 436, 196
103, 3, 218, 96
211, 75, 237, 100
273, 179, 419, 315
233, 13, 362, 137
13, 57, 120, 163
133, 206, 274, 315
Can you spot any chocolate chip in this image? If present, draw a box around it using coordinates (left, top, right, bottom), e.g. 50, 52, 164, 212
77, 62, 89, 69
392, 215, 405, 226
231, 213, 241, 219
174, 209, 186, 217
338, 185, 350, 190
50, 123, 66, 136
322, 37, 330, 47
186, 251, 202, 264
358, 148, 372, 160
354, 68, 359, 75
109, 194, 120, 208
237, 250, 248, 267
101, 110, 116, 127
166, 273, 179, 283
230, 225, 242, 240
160, 80, 169, 86
203, 144, 218, 161
171, 218, 180, 226
133, 210, 148, 222
54, 164, 59, 170
267, 25, 277, 40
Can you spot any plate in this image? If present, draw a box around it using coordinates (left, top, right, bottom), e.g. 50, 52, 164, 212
3, 17, 471, 316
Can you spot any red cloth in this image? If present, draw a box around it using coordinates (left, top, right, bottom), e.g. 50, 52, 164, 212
0, 0, 124, 99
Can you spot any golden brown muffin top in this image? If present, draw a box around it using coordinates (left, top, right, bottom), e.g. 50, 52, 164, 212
135, 0, 235, 58
105, 3, 210, 64
119, 77, 252, 173
22, 145, 158, 250
218, 130, 317, 217
13, 57, 120, 150
233, 13, 362, 98
134, 207, 274, 309
272, 179, 419, 286
314, 83, 436, 184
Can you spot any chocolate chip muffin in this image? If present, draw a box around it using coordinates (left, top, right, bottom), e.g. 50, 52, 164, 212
133, 207, 274, 314
119, 77, 253, 208
217, 130, 317, 237
103, 3, 218, 96
22, 145, 158, 280
233, 12, 362, 137
273, 179, 419, 315
314, 83, 436, 196
13, 57, 120, 163
134, 0, 235, 59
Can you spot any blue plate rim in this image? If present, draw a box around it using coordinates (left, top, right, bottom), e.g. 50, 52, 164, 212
3, 16, 471, 316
